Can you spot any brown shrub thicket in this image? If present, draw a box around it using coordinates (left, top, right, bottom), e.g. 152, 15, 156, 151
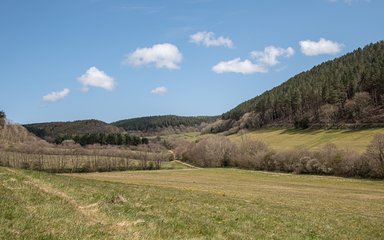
182, 135, 234, 167
363, 134, 384, 178
180, 134, 384, 179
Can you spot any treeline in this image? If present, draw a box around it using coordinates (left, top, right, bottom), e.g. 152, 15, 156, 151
220, 41, 384, 131
176, 134, 384, 179
112, 115, 217, 132
55, 133, 149, 146
0, 145, 172, 173
24, 119, 121, 143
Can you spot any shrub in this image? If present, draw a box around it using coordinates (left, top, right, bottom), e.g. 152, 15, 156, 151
184, 136, 234, 167
234, 137, 271, 170
363, 134, 384, 178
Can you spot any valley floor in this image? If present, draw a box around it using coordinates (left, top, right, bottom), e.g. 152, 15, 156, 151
1, 166, 384, 239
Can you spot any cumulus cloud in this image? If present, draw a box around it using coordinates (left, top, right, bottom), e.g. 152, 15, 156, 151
190, 31, 233, 48
151, 86, 168, 96
213, 45, 294, 74
43, 88, 70, 102
212, 58, 266, 74
78, 66, 116, 92
251, 46, 294, 66
124, 43, 182, 69
299, 38, 344, 56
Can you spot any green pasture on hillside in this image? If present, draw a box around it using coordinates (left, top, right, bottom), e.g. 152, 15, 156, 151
230, 128, 384, 152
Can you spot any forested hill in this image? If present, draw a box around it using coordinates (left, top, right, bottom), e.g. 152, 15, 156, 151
112, 115, 217, 132
24, 120, 122, 143
220, 40, 384, 131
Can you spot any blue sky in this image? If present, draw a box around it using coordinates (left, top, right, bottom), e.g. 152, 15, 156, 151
1, 0, 383, 124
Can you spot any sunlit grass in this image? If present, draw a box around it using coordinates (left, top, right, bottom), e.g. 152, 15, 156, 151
2, 166, 383, 239
228, 128, 384, 152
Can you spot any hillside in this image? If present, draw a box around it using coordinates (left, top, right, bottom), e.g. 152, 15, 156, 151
24, 115, 218, 142
0, 123, 49, 148
112, 115, 217, 133
216, 41, 384, 133
228, 128, 384, 153
24, 119, 122, 143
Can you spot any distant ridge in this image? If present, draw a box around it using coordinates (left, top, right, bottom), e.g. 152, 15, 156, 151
24, 119, 121, 142
112, 115, 217, 132
24, 115, 218, 141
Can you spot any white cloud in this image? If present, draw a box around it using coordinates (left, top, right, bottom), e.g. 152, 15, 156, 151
251, 46, 294, 66
329, 0, 369, 4
78, 66, 116, 92
124, 43, 182, 69
299, 38, 344, 56
151, 86, 168, 96
43, 88, 70, 102
212, 45, 294, 74
190, 31, 233, 48
212, 58, 266, 74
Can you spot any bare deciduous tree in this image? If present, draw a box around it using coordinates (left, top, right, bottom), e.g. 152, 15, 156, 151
364, 134, 384, 178
0, 111, 5, 129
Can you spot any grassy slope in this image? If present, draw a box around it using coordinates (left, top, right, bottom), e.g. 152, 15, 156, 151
162, 128, 384, 152
229, 128, 384, 152
2, 167, 383, 239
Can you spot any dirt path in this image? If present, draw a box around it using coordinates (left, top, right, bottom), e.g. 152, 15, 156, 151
167, 150, 201, 169
173, 160, 201, 169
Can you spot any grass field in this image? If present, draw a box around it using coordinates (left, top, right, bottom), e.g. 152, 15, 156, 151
1, 166, 383, 239
162, 128, 384, 152
228, 128, 384, 152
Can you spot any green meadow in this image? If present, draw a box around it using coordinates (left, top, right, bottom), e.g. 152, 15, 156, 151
229, 128, 384, 152
1, 166, 383, 239
162, 128, 384, 152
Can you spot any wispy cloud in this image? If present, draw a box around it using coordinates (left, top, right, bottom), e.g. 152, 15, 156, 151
124, 43, 182, 69
251, 46, 294, 66
43, 88, 70, 102
299, 38, 344, 56
212, 58, 266, 74
190, 31, 233, 48
78, 66, 116, 92
151, 86, 168, 96
328, 0, 370, 4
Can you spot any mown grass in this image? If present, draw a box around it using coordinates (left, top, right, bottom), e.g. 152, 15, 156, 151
1, 166, 383, 239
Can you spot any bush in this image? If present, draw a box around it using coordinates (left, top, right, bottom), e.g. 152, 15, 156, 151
184, 136, 234, 167
234, 137, 271, 170
363, 134, 384, 178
